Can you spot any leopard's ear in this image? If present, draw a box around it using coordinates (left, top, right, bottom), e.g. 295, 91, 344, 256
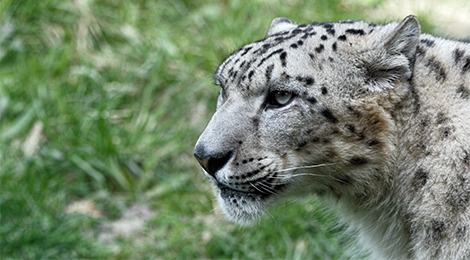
360, 16, 421, 92
381, 15, 421, 61
266, 17, 297, 37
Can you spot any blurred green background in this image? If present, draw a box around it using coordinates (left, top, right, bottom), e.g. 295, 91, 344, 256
1, 0, 469, 259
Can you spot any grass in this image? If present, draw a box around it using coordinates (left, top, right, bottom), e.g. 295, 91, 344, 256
1, 0, 466, 259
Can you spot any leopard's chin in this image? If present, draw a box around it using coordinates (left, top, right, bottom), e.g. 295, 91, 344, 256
216, 184, 282, 224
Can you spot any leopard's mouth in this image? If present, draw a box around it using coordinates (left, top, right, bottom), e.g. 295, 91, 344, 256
218, 182, 284, 199
215, 181, 287, 224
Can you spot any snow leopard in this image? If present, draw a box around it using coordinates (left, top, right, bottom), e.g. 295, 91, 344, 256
194, 15, 470, 259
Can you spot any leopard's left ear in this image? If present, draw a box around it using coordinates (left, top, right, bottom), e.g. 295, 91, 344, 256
381, 15, 421, 61
266, 17, 297, 37
360, 15, 420, 92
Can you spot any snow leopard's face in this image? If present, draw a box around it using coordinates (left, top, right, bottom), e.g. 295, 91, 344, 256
194, 16, 419, 223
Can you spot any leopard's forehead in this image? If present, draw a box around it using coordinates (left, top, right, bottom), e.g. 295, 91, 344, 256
215, 20, 393, 94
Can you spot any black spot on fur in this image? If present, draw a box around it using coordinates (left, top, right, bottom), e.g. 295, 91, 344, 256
413, 168, 428, 188
464, 149, 470, 166
453, 48, 465, 64
463, 56, 470, 73
281, 72, 291, 81
248, 70, 255, 81
245, 169, 259, 178
332, 42, 337, 52
321, 35, 328, 40
253, 43, 272, 55
457, 85, 470, 99
291, 28, 303, 35
272, 34, 297, 43
302, 32, 316, 39
456, 226, 467, 239
240, 60, 247, 69
416, 45, 426, 57
240, 46, 253, 56
258, 48, 285, 67
296, 141, 307, 150
357, 132, 365, 140
280, 52, 287, 67
447, 174, 470, 212
347, 105, 361, 117
425, 58, 447, 82
346, 124, 356, 133
366, 139, 380, 146
265, 64, 274, 83
297, 40, 304, 46
305, 77, 314, 85
436, 112, 450, 124
252, 117, 260, 130
440, 126, 453, 139
326, 28, 335, 35
420, 38, 435, 47
419, 115, 430, 128
320, 86, 328, 95
427, 220, 446, 243
296, 76, 315, 86
315, 44, 325, 53
345, 29, 365, 36
349, 156, 368, 165
290, 43, 298, 49
321, 108, 338, 123
338, 35, 347, 41
409, 84, 421, 113
307, 96, 317, 104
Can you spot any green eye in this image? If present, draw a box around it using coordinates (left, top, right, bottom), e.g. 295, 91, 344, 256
266, 91, 294, 109
274, 91, 292, 105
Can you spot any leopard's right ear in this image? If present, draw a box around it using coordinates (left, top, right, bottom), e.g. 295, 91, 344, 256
266, 17, 297, 37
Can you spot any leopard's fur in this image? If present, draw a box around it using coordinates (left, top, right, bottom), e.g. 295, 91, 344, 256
194, 16, 470, 259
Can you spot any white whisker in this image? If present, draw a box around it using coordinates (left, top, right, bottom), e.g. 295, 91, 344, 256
249, 182, 265, 194
258, 181, 279, 195
274, 171, 347, 185
276, 162, 338, 172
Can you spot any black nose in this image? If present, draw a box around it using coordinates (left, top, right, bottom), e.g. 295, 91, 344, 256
194, 148, 233, 179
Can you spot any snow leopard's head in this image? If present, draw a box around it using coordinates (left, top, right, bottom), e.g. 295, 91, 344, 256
194, 16, 420, 223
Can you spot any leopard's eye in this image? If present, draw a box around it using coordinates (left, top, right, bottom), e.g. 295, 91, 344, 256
265, 91, 294, 109
274, 91, 292, 105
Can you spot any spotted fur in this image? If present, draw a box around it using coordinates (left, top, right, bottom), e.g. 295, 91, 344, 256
194, 16, 470, 260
